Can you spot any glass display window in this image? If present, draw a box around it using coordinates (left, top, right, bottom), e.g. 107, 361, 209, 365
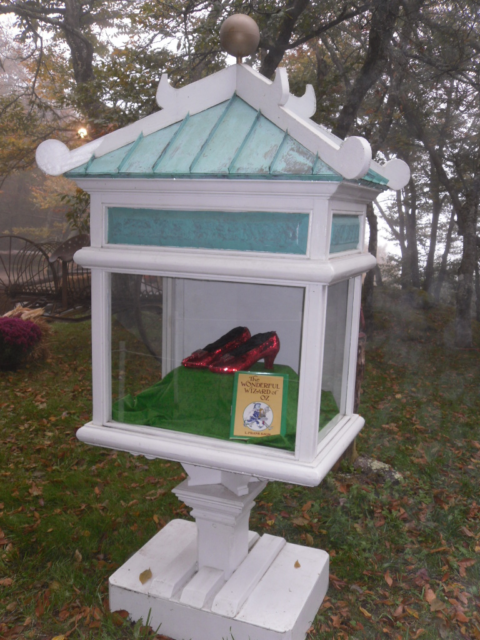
110, 273, 307, 453
319, 279, 355, 436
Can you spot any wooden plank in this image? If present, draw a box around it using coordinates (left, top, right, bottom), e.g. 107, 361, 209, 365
180, 566, 225, 609
150, 538, 197, 599
236, 541, 329, 632
109, 519, 197, 595
211, 534, 285, 618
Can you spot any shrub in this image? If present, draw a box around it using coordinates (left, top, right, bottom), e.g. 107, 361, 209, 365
0, 317, 43, 371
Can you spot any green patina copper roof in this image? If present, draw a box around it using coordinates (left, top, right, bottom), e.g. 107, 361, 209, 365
66, 95, 388, 188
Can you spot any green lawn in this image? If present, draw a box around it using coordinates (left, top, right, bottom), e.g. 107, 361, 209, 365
1, 288, 479, 640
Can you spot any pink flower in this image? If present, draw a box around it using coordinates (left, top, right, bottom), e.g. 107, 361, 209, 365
0, 317, 42, 352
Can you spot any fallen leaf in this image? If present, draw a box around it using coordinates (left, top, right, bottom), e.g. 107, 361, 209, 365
112, 610, 129, 626
294, 560, 301, 568
292, 517, 309, 526
460, 526, 475, 538
393, 604, 404, 617
424, 587, 436, 604
305, 533, 314, 546
430, 597, 446, 612
29, 484, 43, 496
359, 606, 372, 619
455, 611, 469, 623
384, 570, 393, 587
302, 501, 314, 512
74, 549, 82, 563
331, 614, 341, 628
0, 578, 13, 587
458, 559, 475, 577
139, 568, 152, 584
51, 636, 67, 640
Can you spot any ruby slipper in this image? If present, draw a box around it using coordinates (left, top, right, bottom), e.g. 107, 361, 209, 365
182, 326, 251, 369
208, 331, 280, 374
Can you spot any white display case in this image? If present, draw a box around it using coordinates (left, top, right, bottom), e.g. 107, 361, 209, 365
36, 60, 409, 640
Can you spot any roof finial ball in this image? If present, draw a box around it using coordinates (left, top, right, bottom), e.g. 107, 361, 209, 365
219, 14, 260, 64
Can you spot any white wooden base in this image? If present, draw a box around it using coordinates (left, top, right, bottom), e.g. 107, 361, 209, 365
110, 519, 329, 640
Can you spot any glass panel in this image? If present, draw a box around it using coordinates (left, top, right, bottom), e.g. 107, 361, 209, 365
319, 279, 351, 431
330, 215, 360, 253
111, 274, 305, 452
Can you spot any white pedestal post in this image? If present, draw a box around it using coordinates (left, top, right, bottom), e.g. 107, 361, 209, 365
109, 465, 329, 640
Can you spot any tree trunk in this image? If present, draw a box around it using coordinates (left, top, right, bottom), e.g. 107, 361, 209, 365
395, 190, 410, 289
63, 0, 95, 85
455, 204, 477, 348
424, 166, 441, 293
434, 208, 455, 304
363, 203, 377, 333
259, 0, 310, 79
405, 181, 421, 289
61, 1, 107, 128
333, 0, 401, 139
475, 251, 480, 323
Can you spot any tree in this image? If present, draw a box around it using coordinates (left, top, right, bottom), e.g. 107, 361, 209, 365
1, 0, 479, 345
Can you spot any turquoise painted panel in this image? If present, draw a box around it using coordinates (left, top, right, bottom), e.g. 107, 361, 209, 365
121, 122, 182, 173
363, 168, 389, 186
87, 143, 134, 174
271, 137, 316, 175
63, 93, 382, 190
230, 116, 285, 174
108, 207, 309, 254
67, 161, 89, 176
330, 215, 360, 253
155, 102, 228, 174
192, 97, 258, 174
313, 156, 341, 177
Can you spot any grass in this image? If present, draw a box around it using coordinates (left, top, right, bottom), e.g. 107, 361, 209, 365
1, 287, 480, 640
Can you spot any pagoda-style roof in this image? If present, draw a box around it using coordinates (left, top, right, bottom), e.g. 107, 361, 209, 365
36, 65, 409, 191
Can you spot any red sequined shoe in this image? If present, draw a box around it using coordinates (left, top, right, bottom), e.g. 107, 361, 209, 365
182, 326, 251, 369
208, 331, 280, 374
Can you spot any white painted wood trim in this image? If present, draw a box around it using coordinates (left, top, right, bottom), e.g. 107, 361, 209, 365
309, 198, 330, 261
179, 566, 225, 609
76, 412, 364, 486
211, 534, 286, 618
162, 277, 175, 376
89, 193, 104, 247
91, 269, 111, 426
339, 278, 356, 414
295, 285, 327, 463
74, 247, 375, 286
73, 177, 375, 201
344, 276, 363, 416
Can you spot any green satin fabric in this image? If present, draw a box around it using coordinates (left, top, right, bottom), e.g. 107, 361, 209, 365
112, 363, 339, 452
